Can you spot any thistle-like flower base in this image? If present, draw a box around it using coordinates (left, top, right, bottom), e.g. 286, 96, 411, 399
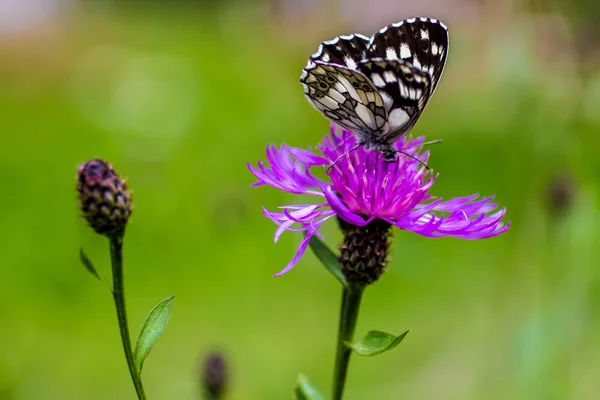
338, 217, 392, 285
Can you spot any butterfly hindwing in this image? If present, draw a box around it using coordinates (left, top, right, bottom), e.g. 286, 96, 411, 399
358, 58, 431, 143
300, 61, 388, 136
309, 34, 369, 69
365, 17, 448, 95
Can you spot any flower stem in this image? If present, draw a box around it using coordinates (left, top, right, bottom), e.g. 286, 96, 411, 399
332, 283, 364, 400
108, 232, 146, 400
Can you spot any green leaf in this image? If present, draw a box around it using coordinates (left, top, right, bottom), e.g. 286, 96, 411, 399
134, 296, 174, 374
307, 234, 346, 286
295, 374, 325, 400
346, 330, 409, 356
79, 248, 102, 282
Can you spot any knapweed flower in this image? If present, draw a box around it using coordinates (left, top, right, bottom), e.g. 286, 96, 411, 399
249, 125, 509, 282
76, 159, 132, 236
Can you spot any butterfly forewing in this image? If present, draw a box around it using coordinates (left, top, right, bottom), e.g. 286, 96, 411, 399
365, 17, 448, 95
359, 59, 431, 143
308, 34, 369, 69
300, 61, 388, 136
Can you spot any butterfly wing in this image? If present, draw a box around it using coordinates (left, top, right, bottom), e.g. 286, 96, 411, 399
365, 17, 448, 95
300, 18, 449, 151
358, 58, 431, 144
308, 34, 370, 69
300, 61, 388, 138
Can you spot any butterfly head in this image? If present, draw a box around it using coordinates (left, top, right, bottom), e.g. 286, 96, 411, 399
382, 149, 398, 163
359, 135, 396, 160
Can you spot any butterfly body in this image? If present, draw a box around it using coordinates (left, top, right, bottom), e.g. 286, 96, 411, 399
300, 17, 448, 162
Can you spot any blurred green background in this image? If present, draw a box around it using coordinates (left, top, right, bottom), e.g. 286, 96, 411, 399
2, 0, 600, 399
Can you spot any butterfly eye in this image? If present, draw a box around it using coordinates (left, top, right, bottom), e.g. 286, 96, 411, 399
313, 91, 325, 99
361, 83, 371, 91
352, 82, 360, 89
325, 75, 336, 83
319, 82, 329, 90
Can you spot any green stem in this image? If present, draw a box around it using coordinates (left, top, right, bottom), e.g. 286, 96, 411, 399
332, 283, 364, 400
109, 232, 147, 400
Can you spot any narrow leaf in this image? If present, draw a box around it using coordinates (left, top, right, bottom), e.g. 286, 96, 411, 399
79, 248, 102, 282
295, 374, 325, 400
346, 330, 409, 356
134, 296, 174, 374
307, 234, 346, 286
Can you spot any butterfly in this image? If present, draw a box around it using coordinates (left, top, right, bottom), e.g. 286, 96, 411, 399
300, 17, 448, 162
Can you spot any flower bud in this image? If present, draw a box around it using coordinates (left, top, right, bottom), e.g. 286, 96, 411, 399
201, 351, 228, 399
547, 172, 574, 217
76, 159, 132, 236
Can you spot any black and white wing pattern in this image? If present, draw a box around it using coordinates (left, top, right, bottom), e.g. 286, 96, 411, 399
358, 58, 431, 144
308, 34, 369, 69
300, 61, 388, 137
300, 17, 449, 161
365, 17, 448, 95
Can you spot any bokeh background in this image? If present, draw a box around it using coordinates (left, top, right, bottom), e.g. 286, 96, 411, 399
2, 0, 600, 399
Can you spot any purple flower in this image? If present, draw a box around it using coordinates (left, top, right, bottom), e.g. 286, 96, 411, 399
249, 125, 509, 277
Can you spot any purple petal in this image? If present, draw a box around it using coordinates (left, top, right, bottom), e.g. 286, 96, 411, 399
398, 193, 509, 239
273, 232, 314, 276
247, 144, 327, 196
322, 186, 368, 226
269, 211, 335, 276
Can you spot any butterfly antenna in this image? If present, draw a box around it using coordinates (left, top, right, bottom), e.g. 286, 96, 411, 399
397, 139, 442, 170
326, 144, 361, 173
397, 150, 431, 170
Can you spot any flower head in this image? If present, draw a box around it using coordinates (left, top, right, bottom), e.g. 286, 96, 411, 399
249, 125, 509, 277
76, 159, 132, 236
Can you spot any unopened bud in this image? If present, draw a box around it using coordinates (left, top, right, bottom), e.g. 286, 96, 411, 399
547, 172, 574, 217
201, 351, 228, 399
76, 159, 132, 236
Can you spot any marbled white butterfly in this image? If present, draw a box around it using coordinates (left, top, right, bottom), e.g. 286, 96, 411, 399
300, 17, 448, 162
